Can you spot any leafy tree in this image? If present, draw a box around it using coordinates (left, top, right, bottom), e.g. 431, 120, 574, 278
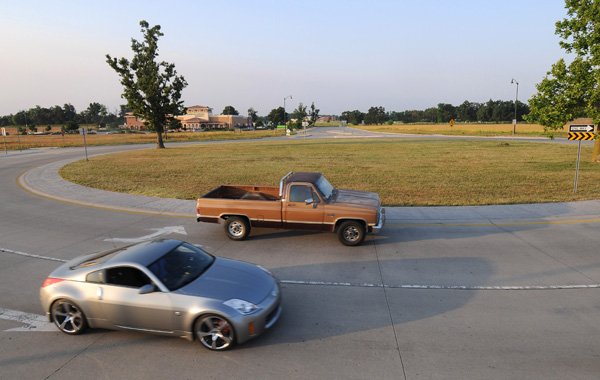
340, 110, 364, 125
308, 102, 320, 126
436, 103, 456, 123
45, 125, 52, 132
247, 107, 258, 123
65, 120, 79, 133
106, 20, 187, 148
364, 106, 388, 125
83, 102, 108, 124
291, 103, 307, 128
28, 125, 37, 133
527, 1, 600, 129
268, 107, 286, 126
222, 105, 239, 115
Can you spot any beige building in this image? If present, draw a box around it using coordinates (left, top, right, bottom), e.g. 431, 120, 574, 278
123, 105, 251, 131
176, 105, 251, 131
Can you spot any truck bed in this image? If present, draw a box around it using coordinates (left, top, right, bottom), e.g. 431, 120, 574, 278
202, 185, 280, 201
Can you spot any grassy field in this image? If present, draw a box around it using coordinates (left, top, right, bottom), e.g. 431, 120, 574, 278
352, 123, 564, 137
0, 129, 282, 150
60, 139, 600, 206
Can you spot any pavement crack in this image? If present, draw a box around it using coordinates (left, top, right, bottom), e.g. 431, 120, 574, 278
373, 239, 407, 380
45, 332, 106, 380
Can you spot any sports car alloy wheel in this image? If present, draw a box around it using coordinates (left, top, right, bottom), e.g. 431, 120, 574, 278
51, 300, 87, 335
195, 315, 235, 350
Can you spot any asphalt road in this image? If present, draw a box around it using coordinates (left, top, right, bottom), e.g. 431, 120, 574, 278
1, 130, 599, 380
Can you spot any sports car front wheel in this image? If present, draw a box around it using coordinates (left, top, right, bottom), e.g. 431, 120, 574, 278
195, 314, 235, 350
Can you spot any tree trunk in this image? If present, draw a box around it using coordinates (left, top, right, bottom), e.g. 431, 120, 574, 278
592, 139, 600, 162
155, 128, 165, 149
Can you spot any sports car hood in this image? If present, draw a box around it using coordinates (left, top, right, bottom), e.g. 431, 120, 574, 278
175, 257, 275, 304
333, 189, 380, 208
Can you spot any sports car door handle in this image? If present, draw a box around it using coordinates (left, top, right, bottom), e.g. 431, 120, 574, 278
97, 287, 103, 300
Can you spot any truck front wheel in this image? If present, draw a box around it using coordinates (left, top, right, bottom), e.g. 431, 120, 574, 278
224, 217, 251, 241
337, 221, 365, 246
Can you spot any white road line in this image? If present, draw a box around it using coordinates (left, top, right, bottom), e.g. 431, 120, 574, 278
280, 281, 600, 290
2, 247, 600, 292
0, 308, 55, 332
0, 247, 67, 263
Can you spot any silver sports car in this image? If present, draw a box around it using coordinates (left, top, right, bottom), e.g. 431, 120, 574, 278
40, 239, 282, 350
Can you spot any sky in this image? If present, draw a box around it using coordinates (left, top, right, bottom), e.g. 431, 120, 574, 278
0, 0, 568, 116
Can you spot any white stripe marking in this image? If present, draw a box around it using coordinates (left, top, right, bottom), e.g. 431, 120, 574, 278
280, 280, 600, 291
0, 308, 56, 332
0, 247, 67, 263
2, 247, 600, 292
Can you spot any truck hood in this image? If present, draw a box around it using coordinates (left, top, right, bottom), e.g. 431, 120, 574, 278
333, 189, 380, 208
175, 258, 275, 304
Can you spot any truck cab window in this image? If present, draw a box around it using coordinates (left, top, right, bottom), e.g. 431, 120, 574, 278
289, 185, 312, 203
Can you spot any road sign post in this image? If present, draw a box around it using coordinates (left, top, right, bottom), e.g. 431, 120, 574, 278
569, 124, 596, 193
80, 127, 89, 161
1, 128, 6, 155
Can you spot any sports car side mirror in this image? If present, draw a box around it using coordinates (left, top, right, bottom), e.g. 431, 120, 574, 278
139, 284, 155, 294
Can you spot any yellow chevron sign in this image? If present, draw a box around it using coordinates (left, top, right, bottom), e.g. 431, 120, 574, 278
568, 132, 595, 140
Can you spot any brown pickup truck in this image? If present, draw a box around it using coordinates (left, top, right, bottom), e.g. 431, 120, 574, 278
196, 172, 385, 246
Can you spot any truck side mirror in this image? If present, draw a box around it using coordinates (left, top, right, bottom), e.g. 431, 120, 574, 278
305, 197, 314, 205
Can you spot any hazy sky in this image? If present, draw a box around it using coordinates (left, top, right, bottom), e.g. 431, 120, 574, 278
0, 0, 568, 116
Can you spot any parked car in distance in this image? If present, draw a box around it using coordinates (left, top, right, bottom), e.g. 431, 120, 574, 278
40, 239, 282, 351
196, 172, 385, 246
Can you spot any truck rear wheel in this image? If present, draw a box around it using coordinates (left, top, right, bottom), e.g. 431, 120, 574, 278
224, 217, 251, 241
337, 221, 365, 246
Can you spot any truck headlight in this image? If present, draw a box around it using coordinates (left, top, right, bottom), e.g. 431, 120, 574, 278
224, 299, 260, 315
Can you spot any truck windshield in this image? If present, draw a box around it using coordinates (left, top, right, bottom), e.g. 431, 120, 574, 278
316, 176, 335, 201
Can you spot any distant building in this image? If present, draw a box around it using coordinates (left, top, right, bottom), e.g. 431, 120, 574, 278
176, 105, 251, 131
124, 112, 146, 130
123, 105, 252, 131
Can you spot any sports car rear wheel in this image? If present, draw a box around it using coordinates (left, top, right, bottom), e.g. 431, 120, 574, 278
195, 314, 235, 350
51, 299, 87, 335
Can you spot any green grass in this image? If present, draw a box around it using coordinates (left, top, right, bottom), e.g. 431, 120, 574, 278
60, 139, 600, 206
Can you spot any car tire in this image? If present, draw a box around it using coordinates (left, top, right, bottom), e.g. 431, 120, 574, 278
224, 216, 251, 241
50, 299, 88, 335
337, 221, 365, 246
194, 314, 236, 351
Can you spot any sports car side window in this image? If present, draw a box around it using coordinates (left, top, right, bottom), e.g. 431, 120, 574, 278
105, 267, 151, 288
86, 270, 104, 284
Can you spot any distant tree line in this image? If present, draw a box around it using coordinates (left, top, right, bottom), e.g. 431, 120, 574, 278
0, 103, 126, 132
341, 100, 530, 125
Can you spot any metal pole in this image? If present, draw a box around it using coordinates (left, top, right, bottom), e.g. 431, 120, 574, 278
511, 79, 519, 135
82, 128, 89, 161
574, 140, 582, 193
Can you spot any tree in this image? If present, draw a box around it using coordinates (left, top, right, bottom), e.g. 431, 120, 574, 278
527, 1, 600, 130
364, 106, 388, 125
268, 107, 286, 126
247, 107, 258, 123
308, 102, 320, 126
83, 102, 108, 124
106, 20, 187, 148
222, 106, 239, 115
291, 103, 307, 128
340, 110, 364, 125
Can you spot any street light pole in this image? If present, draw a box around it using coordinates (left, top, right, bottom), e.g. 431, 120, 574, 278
283, 95, 292, 125
511, 78, 519, 135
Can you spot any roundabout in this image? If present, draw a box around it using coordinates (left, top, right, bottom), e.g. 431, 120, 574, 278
1, 129, 600, 379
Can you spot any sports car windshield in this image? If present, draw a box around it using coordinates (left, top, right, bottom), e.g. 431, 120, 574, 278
148, 243, 214, 291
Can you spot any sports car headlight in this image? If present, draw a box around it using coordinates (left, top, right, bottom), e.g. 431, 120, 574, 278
223, 299, 260, 315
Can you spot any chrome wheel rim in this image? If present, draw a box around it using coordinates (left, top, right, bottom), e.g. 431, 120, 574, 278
228, 221, 244, 237
52, 301, 84, 333
196, 316, 234, 350
343, 226, 360, 242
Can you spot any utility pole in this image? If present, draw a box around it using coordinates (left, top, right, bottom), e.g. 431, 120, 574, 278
511, 78, 519, 135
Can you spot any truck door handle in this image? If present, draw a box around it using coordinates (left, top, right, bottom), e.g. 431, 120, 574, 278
287, 204, 295, 207
97, 287, 103, 300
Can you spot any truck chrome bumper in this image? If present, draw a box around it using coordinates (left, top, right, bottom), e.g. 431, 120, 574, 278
372, 208, 385, 233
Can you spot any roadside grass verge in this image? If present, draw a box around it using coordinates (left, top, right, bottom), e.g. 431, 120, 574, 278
352, 123, 564, 137
1, 130, 282, 150
60, 139, 600, 206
